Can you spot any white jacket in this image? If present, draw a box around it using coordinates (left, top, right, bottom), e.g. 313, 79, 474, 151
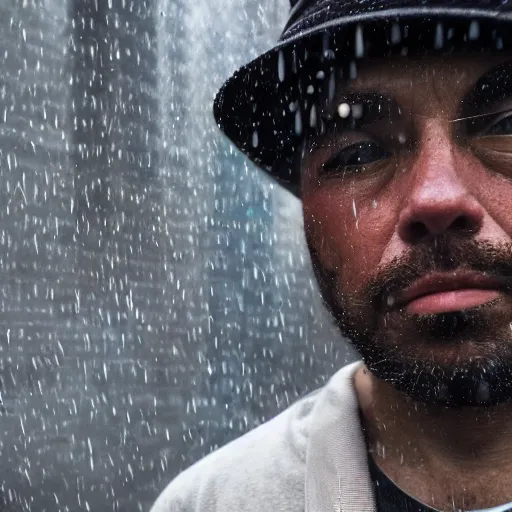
150, 360, 377, 512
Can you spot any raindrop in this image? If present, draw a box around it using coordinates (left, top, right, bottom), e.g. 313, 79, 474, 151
468, 20, 480, 40
386, 295, 395, 307
252, 130, 259, 148
289, 101, 298, 112
352, 103, 363, 119
338, 102, 351, 118
398, 132, 407, 144
292, 48, 298, 73
497, 37, 504, 50
307, 84, 315, 95
349, 61, 357, 80
309, 104, 317, 128
355, 24, 364, 58
434, 23, 444, 49
328, 69, 336, 103
323, 49, 335, 60
295, 109, 302, 136
391, 24, 401, 44
278, 50, 285, 82
316, 70, 325, 80
476, 380, 490, 403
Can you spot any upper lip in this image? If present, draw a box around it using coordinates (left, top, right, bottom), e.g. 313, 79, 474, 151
391, 271, 505, 309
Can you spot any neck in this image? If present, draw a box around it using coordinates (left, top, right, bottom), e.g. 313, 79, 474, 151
354, 365, 512, 510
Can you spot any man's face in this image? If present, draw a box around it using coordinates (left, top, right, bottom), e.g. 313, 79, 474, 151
301, 53, 512, 407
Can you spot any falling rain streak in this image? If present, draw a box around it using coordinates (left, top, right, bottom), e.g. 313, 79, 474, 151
0, 1, 344, 511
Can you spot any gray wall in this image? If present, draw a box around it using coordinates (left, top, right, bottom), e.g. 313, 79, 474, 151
0, 1, 357, 511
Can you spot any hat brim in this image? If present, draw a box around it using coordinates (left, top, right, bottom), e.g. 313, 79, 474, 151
213, 7, 512, 198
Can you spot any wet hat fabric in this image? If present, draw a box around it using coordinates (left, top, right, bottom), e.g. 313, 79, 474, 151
213, 0, 512, 197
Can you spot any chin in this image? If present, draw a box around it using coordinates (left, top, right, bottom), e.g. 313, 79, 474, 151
343, 304, 512, 408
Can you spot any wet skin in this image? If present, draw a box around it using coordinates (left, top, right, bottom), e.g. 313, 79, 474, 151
301, 53, 512, 510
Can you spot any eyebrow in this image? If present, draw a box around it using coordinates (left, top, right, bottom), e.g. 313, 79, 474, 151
308, 59, 512, 149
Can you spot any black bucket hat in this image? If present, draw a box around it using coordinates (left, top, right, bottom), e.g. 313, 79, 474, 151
213, 0, 512, 198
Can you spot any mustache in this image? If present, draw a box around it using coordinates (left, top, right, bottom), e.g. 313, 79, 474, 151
366, 235, 512, 311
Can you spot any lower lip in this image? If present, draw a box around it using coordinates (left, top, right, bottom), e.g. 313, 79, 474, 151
405, 289, 501, 315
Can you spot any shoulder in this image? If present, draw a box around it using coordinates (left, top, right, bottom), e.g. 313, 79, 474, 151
150, 387, 322, 512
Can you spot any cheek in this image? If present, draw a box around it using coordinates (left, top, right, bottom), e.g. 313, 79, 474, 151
303, 190, 393, 288
477, 174, 512, 236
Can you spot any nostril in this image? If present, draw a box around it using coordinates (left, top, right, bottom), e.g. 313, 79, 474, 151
408, 221, 429, 240
451, 215, 472, 232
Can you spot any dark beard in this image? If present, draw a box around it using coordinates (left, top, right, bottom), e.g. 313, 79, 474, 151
307, 233, 512, 408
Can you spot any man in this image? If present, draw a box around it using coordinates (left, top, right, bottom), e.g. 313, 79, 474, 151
151, 1, 512, 511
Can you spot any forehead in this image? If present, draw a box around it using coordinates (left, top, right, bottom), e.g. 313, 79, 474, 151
338, 53, 512, 116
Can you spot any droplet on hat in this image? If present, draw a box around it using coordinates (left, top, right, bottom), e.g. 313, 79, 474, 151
252, 130, 259, 148
278, 50, 285, 82
338, 102, 351, 118
355, 24, 364, 58
468, 20, 480, 40
309, 104, 317, 128
316, 70, 325, 80
307, 84, 315, 94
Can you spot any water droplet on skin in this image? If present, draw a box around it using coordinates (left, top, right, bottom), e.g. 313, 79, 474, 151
278, 50, 285, 82
468, 20, 480, 40
398, 132, 407, 144
338, 102, 351, 118
352, 198, 357, 218
252, 130, 259, 148
309, 105, 317, 128
355, 25, 364, 58
371, 199, 378, 209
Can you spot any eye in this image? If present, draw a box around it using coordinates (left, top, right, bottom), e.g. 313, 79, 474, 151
321, 141, 391, 176
485, 112, 512, 136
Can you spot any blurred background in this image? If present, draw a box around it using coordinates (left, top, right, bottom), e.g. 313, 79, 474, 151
0, 0, 357, 510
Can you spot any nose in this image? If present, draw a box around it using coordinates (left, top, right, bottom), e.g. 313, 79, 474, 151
397, 121, 484, 244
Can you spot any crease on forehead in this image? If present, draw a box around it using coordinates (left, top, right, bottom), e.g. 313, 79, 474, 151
334, 54, 512, 118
